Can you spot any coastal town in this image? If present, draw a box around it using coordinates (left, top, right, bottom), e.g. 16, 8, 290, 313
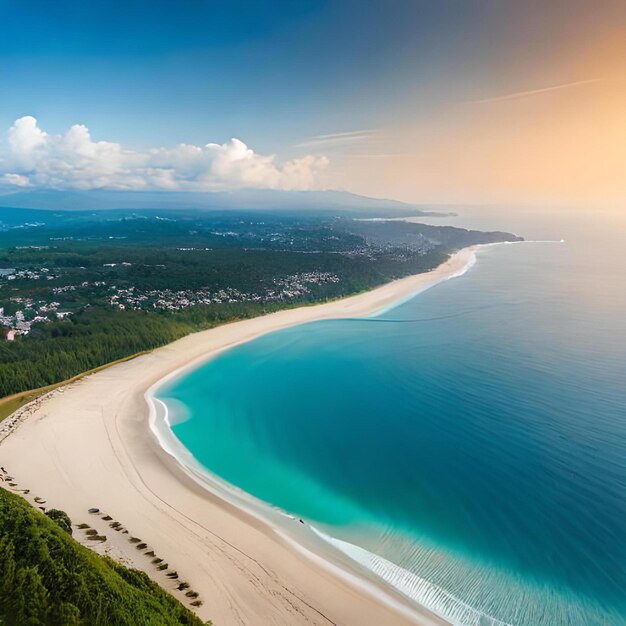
0, 212, 470, 342
0, 263, 341, 339
0, 303, 69, 341
108, 271, 340, 312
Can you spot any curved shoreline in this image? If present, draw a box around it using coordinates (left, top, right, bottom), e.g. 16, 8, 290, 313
148, 395, 446, 625
0, 246, 480, 626
145, 245, 484, 625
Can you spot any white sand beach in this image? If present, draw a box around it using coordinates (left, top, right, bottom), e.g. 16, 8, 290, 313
0, 248, 477, 626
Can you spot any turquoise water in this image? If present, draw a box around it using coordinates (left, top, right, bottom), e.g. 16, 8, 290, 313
158, 210, 626, 625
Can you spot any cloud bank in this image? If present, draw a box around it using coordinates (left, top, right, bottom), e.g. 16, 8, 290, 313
0, 116, 328, 191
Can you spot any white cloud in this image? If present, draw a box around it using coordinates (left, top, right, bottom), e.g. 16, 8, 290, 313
0, 173, 30, 187
0, 116, 328, 192
297, 129, 381, 148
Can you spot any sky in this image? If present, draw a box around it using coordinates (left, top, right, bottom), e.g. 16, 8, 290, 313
0, 0, 625, 208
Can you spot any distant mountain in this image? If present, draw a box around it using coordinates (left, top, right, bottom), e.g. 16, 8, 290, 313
0, 189, 451, 217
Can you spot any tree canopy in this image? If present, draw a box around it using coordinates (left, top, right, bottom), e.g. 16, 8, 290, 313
0, 488, 208, 625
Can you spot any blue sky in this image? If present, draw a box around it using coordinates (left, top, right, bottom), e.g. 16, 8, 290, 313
1, 1, 624, 205
0, 0, 534, 149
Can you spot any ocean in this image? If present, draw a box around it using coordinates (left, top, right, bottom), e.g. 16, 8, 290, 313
156, 208, 626, 625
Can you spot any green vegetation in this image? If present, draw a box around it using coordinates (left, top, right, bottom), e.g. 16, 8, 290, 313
0, 487, 208, 625
0, 308, 195, 397
0, 394, 31, 423
44, 509, 72, 535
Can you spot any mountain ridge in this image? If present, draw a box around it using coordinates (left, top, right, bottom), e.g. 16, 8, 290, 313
0, 189, 452, 216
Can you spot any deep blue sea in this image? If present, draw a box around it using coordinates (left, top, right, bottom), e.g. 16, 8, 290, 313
158, 208, 626, 625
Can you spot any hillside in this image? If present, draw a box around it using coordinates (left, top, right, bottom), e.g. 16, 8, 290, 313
0, 487, 208, 625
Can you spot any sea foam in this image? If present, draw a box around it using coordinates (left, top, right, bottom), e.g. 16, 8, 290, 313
310, 527, 511, 626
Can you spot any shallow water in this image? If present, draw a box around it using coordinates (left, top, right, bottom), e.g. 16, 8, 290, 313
159, 209, 626, 625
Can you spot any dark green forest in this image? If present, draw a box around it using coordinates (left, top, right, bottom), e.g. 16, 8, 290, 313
0, 487, 207, 625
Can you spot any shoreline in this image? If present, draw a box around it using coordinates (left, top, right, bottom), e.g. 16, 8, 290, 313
0, 246, 479, 626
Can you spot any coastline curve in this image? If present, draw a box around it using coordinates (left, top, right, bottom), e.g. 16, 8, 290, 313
145, 244, 513, 626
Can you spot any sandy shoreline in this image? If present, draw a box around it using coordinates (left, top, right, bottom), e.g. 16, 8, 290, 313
0, 247, 478, 626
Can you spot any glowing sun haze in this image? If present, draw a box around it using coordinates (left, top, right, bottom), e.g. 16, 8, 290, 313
333, 30, 626, 209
